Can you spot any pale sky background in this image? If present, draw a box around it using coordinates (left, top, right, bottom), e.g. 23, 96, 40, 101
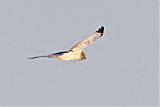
0, 0, 158, 106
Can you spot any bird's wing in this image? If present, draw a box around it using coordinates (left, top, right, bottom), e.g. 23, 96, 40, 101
28, 55, 49, 59
70, 26, 104, 51
28, 51, 68, 59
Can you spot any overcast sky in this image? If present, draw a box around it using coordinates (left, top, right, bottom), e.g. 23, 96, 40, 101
0, 0, 158, 106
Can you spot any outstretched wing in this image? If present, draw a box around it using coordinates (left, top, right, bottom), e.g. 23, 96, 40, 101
28, 51, 68, 59
70, 26, 104, 51
28, 55, 49, 59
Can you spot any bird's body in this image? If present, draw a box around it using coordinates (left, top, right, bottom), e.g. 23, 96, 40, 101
50, 51, 86, 61
28, 26, 104, 61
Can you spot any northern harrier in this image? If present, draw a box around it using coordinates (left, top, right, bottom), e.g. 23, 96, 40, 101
28, 26, 104, 61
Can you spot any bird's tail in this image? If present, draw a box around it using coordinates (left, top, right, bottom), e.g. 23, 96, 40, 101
28, 55, 49, 59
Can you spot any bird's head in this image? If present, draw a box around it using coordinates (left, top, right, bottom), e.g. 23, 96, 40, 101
80, 51, 86, 60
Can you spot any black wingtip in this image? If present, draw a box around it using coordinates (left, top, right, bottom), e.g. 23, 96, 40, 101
96, 26, 104, 36
27, 55, 49, 59
27, 57, 38, 59
28, 57, 36, 59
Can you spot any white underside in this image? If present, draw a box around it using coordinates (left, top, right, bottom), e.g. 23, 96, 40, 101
57, 51, 82, 60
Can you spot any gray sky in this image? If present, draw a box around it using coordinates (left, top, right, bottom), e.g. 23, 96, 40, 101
0, 0, 158, 106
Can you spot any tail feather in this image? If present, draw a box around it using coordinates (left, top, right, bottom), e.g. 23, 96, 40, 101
28, 55, 49, 59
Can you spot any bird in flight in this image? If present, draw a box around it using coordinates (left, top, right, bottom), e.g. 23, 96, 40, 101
28, 26, 104, 61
